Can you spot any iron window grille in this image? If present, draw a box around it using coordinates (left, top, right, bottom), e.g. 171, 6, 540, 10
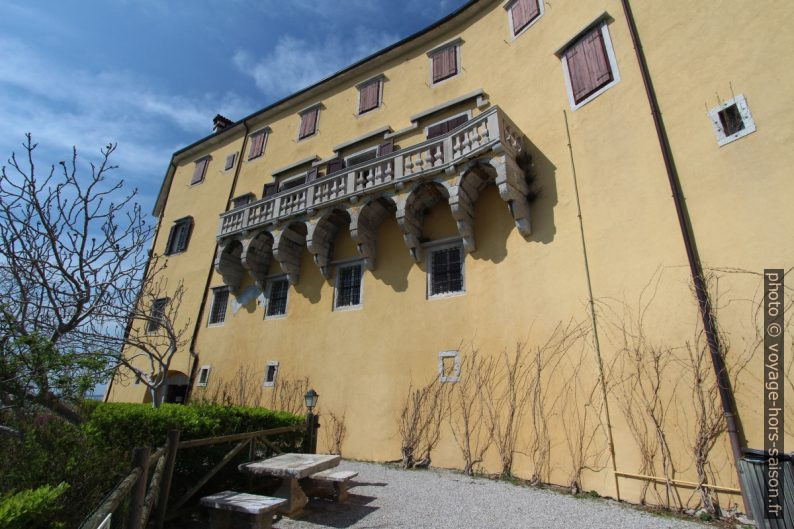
429, 244, 464, 297
335, 263, 363, 309
266, 278, 289, 318
208, 288, 230, 325
146, 298, 168, 333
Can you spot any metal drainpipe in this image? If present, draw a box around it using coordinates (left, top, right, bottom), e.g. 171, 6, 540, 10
619, 0, 750, 513
103, 160, 175, 402
184, 122, 250, 402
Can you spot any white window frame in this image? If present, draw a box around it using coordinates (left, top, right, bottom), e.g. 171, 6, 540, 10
264, 276, 290, 320
427, 38, 463, 87
559, 20, 621, 111
356, 75, 384, 116
504, 0, 544, 40
426, 240, 466, 300
438, 350, 461, 383
246, 127, 270, 161
207, 287, 229, 327
708, 94, 756, 147
344, 146, 378, 168
333, 261, 364, 312
296, 104, 322, 142
197, 365, 212, 387
422, 110, 473, 139
263, 361, 279, 388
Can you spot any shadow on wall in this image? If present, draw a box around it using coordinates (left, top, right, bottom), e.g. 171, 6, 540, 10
525, 138, 558, 245
294, 248, 325, 304
471, 184, 514, 264
372, 216, 413, 293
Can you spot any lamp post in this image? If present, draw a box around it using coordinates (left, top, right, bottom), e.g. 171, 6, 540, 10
304, 389, 319, 454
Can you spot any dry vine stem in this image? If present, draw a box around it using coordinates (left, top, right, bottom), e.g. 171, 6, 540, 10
194, 364, 263, 407
399, 376, 447, 468
322, 411, 347, 455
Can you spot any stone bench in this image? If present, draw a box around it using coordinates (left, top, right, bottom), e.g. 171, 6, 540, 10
200, 491, 286, 529
306, 469, 359, 502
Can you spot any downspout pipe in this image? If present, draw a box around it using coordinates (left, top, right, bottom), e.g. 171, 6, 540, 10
620, 0, 750, 512
184, 121, 250, 402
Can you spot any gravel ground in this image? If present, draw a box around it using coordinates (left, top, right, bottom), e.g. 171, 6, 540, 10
273, 460, 706, 529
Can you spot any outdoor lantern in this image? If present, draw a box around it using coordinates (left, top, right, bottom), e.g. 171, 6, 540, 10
304, 388, 319, 412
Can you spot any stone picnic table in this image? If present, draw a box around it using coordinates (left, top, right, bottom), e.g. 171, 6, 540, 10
239, 453, 340, 515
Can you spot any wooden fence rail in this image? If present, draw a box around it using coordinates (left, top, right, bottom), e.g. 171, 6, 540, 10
78, 424, 303, 529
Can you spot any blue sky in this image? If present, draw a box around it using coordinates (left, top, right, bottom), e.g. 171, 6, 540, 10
0, 0, 468, 216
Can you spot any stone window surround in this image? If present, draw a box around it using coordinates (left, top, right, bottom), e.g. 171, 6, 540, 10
333, 259, 365, 312
426, 238, 466, 300
503, 0, 544, 40
207, 287, 230, 327
197, 365, 212, 387
263, 361, 279, 388
708, 94, 756, 147
438, 350, 461, 383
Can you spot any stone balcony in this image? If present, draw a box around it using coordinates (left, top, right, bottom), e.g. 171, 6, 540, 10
215, 105, 533, 290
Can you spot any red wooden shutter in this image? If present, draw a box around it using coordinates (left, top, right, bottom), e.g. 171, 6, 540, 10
446, 46, 457, 78
377, 138, 394, 156
566, 27, 613, 103
191, 157, 208, 185
299, 109, 317, 138
432, 53, 444, 83
359, 81, 379, 113
248, 130, 266, 160
512, 0, 539, 34
305, 167, 318, 183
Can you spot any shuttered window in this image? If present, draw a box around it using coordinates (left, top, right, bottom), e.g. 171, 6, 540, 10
224, 153, 236, 171
510, 0, 540, 35
335, 264, 362, 309
299, 108, 319, 139
426, 114, 469, 140
358, 79, 381, 114
431, 45, 458, 83
247, 129, 268, 160
146, 298, 168, 333
191, 157, 209, 185
208, 288, 229, 325
232, 194, 254, 209
564, 26, 613, 104
164, 217, 193, 255
266, 279, 289, 317
429, 245, 464, 297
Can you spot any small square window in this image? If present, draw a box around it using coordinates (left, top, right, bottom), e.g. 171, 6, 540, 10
334, 263, 363, 310
428, 243, 464, 298
438, 351, 460, 383
298, 107, 319, 139
358, 78, 382, 115
247, 128, 269, 160
208, 288, 229, 325
263, 361, 279, 387
190, 156, 210, 185
197, 365, 211, 387
224, 153, 237, 171
164, 216, 193, 255
266, 278, 289, 318
709, 94, 756, 146
429, 44, 459, 84
146, 298, 168, 333
560, 22, 620, 110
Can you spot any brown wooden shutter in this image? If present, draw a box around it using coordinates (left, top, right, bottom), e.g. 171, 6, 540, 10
164, 224, 177, 255
447, 114, 468, 130
327, 157, 345, 174
263, 183, 278, 197
191, 157, 208, 185
446, 46, 457, 78
377, 138, 394, 156
305, 167, 318, 183
512, 0, 539, 34
299, 109, 317, 139
432, 53, 444, 83
248, 130, 266, 160
224, 153, 236, 171
566, 27, 612, 103
359, 81, 379, 113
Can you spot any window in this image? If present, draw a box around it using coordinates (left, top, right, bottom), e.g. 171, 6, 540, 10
426, 113, 469, 140
334, 263, 363, 310
708, 94, 756, 146
247, 128, 269, 160
224, 153, 237, 171
298, 107, 319, 139
358, 78, 382, 115
438, 350, 460, 383
345, 147, 378, 167
146, 298, 168, 333
430, 43, 459, 84
265, 278, 289, 318
190, 156, 210, 185
428, 243, 464, 297
164, 216, 193, 255
197, 365, 211, 387
232, 193, 254, 209
560, 21, 620, 110
208, 287, 230, 325
263, 361, 279, 387
508, 0, 542, 37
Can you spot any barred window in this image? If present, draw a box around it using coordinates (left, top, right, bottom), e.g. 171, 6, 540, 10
335, 263, 362, 309
146, 298, 168, 333
266, 278, 289, 318
263, 361, 279, 387
208, 288, 229, 325
164, 217, 193, 255
429, 244, 464, 297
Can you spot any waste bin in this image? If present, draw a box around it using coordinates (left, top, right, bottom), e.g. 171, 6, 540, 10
737, 449, 793, 529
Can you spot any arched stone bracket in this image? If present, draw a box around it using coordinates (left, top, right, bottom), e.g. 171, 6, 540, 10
447, 164, 492, 253
349, 196, 396, 270
272, 222, 307, 285
395, 182, 449, 262
490, 154, 532, 237
214, 238, 245, 293
240, 230, 273, 290
306, 209, 350, 278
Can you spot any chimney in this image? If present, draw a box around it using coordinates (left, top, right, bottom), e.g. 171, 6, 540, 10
213, 114, 234, 133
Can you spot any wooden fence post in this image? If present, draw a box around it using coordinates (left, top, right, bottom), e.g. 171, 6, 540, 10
155, 429, 180, 529
126, 447, 150, 529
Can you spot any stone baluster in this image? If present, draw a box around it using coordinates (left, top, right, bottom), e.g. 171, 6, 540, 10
404, 152, 414, 175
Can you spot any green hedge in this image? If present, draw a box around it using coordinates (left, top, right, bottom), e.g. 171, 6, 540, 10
0, 483, 69, 529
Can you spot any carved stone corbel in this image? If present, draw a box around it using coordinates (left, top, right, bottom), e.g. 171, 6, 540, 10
214, 238, 246, 293
306, 209, 350, 278
272, 222, 307, 285
240, 230, 273, 290
349, 196, 396, 270
491, 154, 532, 237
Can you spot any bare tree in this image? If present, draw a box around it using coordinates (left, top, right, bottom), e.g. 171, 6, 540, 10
322, 410, 347, 455
0, 135, 152, 422
269, 375, 310, 415
398, 376, 448, 468
193, 364, 264, 407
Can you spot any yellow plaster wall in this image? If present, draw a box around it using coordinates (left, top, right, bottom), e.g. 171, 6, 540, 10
109, 0, 794, 510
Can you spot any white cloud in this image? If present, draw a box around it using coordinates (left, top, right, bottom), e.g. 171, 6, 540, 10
233, 27, 400, 98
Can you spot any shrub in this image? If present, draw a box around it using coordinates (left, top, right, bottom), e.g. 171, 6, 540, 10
0, 483, 69, 529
